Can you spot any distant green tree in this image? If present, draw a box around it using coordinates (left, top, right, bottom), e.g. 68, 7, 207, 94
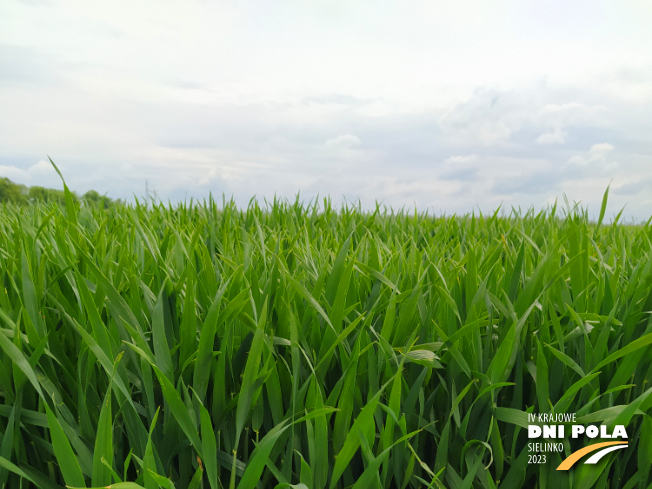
83, 189, 112, 209
28, 186, 71, 205
28, 186, 50, 202
83, 189, 101, 202
0, 177, 113, 207
0, 178, 28, 204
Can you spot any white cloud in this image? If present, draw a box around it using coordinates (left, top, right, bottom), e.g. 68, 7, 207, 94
613, 179, 651, 196
0, 159, 57, 184
439, 88, 529, 146
568, 143, 615, 166
537, 103, 607, 145
29, 159, 58, 176
440, 154, 480, 181
444, 154, 478, 164
1, 1, 652, 220
539, 103, 587, 115
536, 129, 568, 145
0, 165, 26, 181
590, 143, 615, 154
323, 134, 361, 150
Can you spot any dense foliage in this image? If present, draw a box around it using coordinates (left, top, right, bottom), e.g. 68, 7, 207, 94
0, 178, 651, 488
0, 177, 118, 208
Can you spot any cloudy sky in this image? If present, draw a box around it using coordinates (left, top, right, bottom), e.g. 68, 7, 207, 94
2, 1, 652, 219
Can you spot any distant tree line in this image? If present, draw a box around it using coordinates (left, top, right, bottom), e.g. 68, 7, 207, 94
0, 177, 120, 208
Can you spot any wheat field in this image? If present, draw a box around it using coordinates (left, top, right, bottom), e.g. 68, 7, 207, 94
0, 172, 651, 488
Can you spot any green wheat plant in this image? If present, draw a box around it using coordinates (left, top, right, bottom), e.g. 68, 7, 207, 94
0, 164, 651, 488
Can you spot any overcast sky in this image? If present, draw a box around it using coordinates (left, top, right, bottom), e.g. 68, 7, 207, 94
2, 1, 652, 219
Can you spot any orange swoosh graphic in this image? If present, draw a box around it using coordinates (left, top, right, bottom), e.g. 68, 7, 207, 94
556, 441, 628, 470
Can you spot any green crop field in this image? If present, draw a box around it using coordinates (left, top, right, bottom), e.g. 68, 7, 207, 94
0, 170, 651, 489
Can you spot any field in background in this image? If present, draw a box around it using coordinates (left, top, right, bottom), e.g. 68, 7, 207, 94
0, 181, 651, 489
